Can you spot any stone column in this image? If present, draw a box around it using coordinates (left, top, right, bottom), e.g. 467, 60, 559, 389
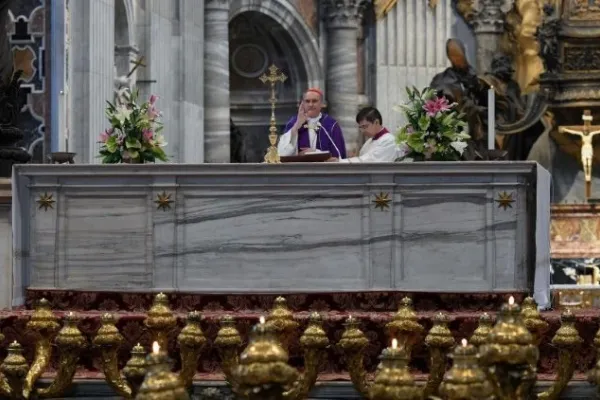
323, 0, 366, 154
0, 179, 12, 308
471, 0, 512, 72
203, 0, 230, 163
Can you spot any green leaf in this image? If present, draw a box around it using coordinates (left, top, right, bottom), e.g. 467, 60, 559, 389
418, 115, 430, 131
126, 138, 142, 149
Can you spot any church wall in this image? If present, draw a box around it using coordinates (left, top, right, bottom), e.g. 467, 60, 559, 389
375, 0, 476, 132
8, 0, 50, 163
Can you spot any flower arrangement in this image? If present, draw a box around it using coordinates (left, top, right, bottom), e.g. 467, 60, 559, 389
98, 88, 168, 164
395, 87, 470, 161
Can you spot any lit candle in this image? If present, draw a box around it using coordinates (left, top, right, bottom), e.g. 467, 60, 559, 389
509, 296, 514, 305
259, 316, 265, 324
348, 315, 353, 322
12, 340, 17, 345
68, 311, 73, 317
461, 338, 467, 347
391, 338, 398, 349
487, 86, 495, 150
152, 341, 160, 354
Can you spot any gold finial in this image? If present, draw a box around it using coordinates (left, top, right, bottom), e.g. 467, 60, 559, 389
259, 64, 287, 164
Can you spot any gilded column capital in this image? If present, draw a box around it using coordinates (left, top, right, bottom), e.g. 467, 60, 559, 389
471, 0, 514, 33
205, 0, 229, 12
323, 0, 369, 29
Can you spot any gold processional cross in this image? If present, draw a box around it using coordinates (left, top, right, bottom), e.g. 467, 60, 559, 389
127, 56, 146, 78
558, 110, 600, 199
260, 65, 287, 164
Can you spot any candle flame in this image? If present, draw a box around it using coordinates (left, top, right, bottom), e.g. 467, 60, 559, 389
68, 311, 73, 317
392, 338, 398, 349
12, 340, 17, 345
461, 338, 467, 347
137, 343, 141, 347
152, 341, 160, 354
259, 316, 265, 324
348, 315, 353, 321
509, 296, 514, 305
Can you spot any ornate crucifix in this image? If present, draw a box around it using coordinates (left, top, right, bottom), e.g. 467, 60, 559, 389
259, 64, 287, 164
558, 110, 600, 199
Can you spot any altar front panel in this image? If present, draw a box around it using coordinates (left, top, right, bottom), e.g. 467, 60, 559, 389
11, 163, 545, 306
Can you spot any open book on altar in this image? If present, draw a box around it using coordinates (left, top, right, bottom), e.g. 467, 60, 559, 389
280, 150, 330, 163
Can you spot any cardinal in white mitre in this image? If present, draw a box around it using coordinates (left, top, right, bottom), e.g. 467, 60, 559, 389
327, 107, 398, 163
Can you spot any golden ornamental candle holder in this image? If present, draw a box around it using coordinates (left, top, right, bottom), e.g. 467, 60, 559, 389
384, 297, 424, 355
0, 341, 29, 398
337, 315, 371, 398
422, 312, 456, 399
369, 339, 421, 400
232, 318, 298, 400
439, 339, 494, 400
537, 309, 582, 400
176, 311, 206, 389
588, 321, 600, 391
93, 313, 143, 398
521, 297, 549, 346
136, 342, 189, 400
22, 298, 60, 399
37, 312, 87, 398
469, 313, 494, 347
479, 296, 539, 400
122, 343, 148, 396
216, 303, 328, 400
144, 293, 177, 352
265, 297, 299, 352
214, 315, 243, 390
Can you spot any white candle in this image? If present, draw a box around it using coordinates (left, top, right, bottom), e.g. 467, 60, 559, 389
391, 338, 398, 349
259, 316, 265, 324
487, 86, 495, 150
509, 296, 514, 305
152, 341, 160, 354
461, 338, 467, 347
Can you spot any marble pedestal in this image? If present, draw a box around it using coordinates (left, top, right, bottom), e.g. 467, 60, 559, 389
11, 162, 551, 307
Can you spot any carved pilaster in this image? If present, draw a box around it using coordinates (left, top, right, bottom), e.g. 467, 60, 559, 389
323, 0, 368, 29
469, 0, 514, 72
204, 0, 230, 162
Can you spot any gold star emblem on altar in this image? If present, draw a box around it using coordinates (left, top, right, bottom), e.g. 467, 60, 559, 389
155, 191, 174, 211
36, 192, 55, 211
495, 191, 515, 210
373, 192, 391, 211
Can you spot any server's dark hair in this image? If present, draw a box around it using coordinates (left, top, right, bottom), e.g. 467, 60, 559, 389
356, 107, 382, 125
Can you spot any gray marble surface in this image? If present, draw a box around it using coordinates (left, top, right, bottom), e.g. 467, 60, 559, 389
11, 163, 549, 307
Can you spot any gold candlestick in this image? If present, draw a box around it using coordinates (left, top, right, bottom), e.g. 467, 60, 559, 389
479, 296, 539, 400
38, 312, 87, 398
144, 293, 177, 352
22, 298, 60, 399
214, 315, 243, 390
538, 309, 582, 400
521, 297, 549, 346
265, 297, 299, 352
136, 342, 189, 400
0, 341, 29, 398
176, 311, 206, 389
423, 312, 456, 398
439, 339, 494, 400
122, 343, 147, 396
233, 318, 298, 400
259, 65, 287, 164
338, 315, 371, 398
385, 297, 424, 356
369, 338, 421, 400
469, 313, 494, 347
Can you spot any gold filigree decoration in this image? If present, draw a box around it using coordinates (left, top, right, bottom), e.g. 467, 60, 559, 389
36, 193, 55, 211
495, 191, 515, 210
155, 192, 173, 211
373, 192, 391, 211
375, 0, 437, 19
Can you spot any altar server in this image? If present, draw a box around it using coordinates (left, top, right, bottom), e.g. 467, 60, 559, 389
327, 107, 397, 163
277, 88, 347, 158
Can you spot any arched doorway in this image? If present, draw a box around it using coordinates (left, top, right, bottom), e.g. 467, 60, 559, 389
229, 11, 309, 162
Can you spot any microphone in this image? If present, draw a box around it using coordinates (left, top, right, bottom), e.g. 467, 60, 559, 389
317, 121, 342, 158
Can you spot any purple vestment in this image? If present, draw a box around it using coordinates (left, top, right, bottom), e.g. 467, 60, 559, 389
284, 113, 347, 158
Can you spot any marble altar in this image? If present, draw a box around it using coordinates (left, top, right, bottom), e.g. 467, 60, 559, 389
11, 162, 551, 308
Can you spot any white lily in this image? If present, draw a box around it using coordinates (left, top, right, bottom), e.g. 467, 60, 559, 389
450, 141, 468, 155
